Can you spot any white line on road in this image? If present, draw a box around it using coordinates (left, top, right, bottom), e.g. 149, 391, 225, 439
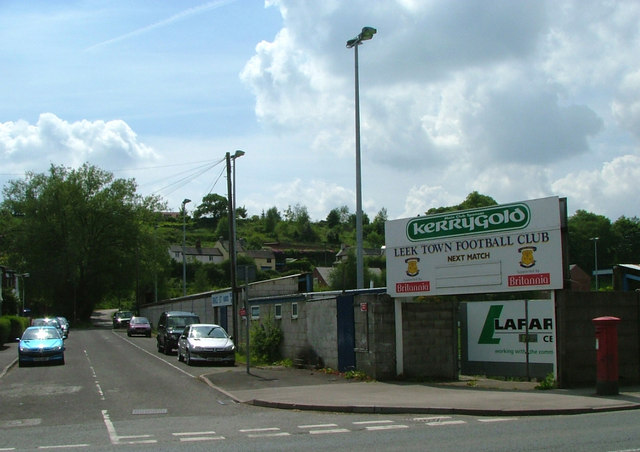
309, 428, 351, 435
365, 424, 409, 431
353, 420, 394, 425
298, 424, 338, 429
37, 445, 89, 449
478, 417, 518, 423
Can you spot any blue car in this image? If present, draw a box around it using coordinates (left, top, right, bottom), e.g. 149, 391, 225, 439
18, 326, 65, 367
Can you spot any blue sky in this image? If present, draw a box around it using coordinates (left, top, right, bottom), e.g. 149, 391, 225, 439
1, 0, 639, 222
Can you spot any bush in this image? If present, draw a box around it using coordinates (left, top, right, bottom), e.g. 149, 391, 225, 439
250, 318, 283, 364
0, 317, 10, 345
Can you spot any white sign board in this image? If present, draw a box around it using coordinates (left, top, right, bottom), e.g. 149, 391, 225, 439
385, 197, 564, 297
211, 291, 232, 307
466, 300, 555, 364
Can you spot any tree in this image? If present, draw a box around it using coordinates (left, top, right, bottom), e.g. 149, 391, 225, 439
426, 191, 497, 214
612, 216, 640, 264
263, 206, 281, 233
567, 210, 615, 276
1, 164, 165, 320
193, 193, 228, 227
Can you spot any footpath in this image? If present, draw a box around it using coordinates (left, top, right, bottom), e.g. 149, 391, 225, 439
4, 340, 640, 416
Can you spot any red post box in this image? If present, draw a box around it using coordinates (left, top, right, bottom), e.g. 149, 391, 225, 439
592, 316, 621, 395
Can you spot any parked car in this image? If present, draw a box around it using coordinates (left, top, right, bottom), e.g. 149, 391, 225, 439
127, 316, 152, 337
156, 311, 200, 355
31, 317, 64, 339
56, 316, 69, 338
18, 326, 65, 367
177, 323, 235, 366
112, 311, 134, 329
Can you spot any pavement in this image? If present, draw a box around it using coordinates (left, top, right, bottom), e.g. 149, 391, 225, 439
4, 339, 640, 417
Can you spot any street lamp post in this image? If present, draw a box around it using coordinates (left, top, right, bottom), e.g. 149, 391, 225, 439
182, 198, 191, 297
226, 150, 244, 340
347, 26, 377, 290
590, 237, 600, 291
16, 273, 29, 315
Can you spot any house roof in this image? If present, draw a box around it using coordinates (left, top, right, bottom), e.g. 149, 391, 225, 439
245, 249, 275, 259
169, 245, 223, 257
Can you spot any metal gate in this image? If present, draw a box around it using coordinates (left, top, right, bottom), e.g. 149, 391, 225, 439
336, 294, 356, 372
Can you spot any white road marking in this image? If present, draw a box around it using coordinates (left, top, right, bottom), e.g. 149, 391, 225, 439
101, 410, 156, 445
239, 427, 281, 433
366, 424, 409, 431
414, 416, 452, 422
426, 420, 467, 426
353, 420, 394, 425
247, 432, 291, 438
298, 423, 338, 429
37, 445, 89, 449
173, 431, 226, 441
309, 428, 350, 435
478, 417, 518, 423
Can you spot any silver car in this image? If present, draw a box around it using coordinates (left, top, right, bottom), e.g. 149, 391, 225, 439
177, 324, 235, 366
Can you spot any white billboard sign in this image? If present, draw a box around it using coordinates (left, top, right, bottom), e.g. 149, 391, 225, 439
211, 291, 232, 307
466, 300, 555, 364
385, 196, 564, 297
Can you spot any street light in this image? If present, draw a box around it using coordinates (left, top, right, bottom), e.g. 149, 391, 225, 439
182, 198, 191, 297
226, 150, 244, 340
347, 26, 377, 289
590, 237, 600, 291
17, 273, 29, 316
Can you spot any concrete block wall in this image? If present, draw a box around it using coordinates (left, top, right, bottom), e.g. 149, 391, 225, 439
401, 300, 458, 379
354, 293, 396, 380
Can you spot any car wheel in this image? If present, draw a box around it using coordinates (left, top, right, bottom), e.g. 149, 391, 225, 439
18, 360, 25, 368
146, 332, 151, 338
157, 339, 163, 353
127, 331, 131, 337
60, 356, 65, 365
185, 350, 192, 366
177, 348, 183, 362
164, 343, 172, 355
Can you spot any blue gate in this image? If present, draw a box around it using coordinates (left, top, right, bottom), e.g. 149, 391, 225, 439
337, 294, 356, 372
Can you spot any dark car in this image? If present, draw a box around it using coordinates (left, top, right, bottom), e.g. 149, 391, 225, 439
113, 310, 134, 329
127, 316, 152, 337
156, 311, 200, 355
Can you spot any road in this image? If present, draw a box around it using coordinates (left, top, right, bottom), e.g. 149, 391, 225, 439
2, 326, 640, 451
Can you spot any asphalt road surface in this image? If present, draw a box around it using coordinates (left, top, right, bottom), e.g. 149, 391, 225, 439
2, 326, 640, 451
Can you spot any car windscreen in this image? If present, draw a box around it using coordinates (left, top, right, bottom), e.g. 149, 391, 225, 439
22, 328, 60, 340
168, 316, 197, 328
191, 326, 228, 338
131, 317, 149, 324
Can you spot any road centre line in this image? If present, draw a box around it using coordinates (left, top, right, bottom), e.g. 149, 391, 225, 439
239, 427, 281, 432
414, 416, 452, 422
173, 431, 219, 436
426, 420, 467, 426
247, 432, 291, 438
172, 431, 226, 442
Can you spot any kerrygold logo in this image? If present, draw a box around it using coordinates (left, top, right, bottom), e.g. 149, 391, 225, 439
406, 203, 530, 241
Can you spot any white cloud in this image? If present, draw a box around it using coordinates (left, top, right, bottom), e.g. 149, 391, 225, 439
551, 154, 640, 219
0, 113, 157, 175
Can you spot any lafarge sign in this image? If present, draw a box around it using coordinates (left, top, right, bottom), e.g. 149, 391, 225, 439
385, 197, 565, 297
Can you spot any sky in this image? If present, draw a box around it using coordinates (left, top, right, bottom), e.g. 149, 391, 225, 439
1, 0, 639, 222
